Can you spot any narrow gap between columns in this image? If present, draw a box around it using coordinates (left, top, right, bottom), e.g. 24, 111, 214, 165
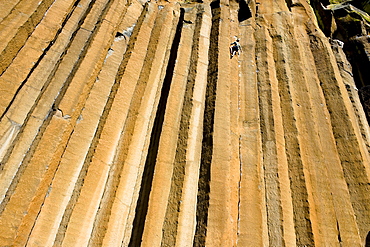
160, 5, 204, 246
128, 8, 185, 247
193, 0, 220, 246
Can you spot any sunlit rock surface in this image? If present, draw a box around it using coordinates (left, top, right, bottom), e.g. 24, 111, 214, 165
0, 0, 370, 246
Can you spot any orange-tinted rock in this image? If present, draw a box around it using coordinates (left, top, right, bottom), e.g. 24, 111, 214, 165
0, 0, 369, 246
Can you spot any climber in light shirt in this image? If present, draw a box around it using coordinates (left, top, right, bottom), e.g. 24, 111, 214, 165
230, 39, 241, 58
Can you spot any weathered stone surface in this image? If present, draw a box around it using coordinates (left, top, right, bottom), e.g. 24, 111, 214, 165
0, 0, 369, 246
310, 0, 370, 121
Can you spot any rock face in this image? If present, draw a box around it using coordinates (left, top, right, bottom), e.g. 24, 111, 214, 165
309, 0, 370, 121
0, 0, 369, 246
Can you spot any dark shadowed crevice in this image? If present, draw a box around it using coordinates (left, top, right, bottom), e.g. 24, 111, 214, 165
86, 4, 151, 246
0, 0, 99, 215
309, 33, 370, 241
0, 0, 84, 123
359, 85, 370, 124
366, 231, 370, 247
0, 0, 56, 76
285, 0, 292, 11
160, 5, 203, 247
53, 2, 134, 245
238, 0, 252, 22
308, 0, 334, 37
272, 34, 314, 246
309, 0, 370, 94
345, 38, 370, 89
127, 8, 185, 247
193, 0, 220, 246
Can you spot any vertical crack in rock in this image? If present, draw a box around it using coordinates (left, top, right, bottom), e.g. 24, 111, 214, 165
359, 86, 370, 125
85, 3, 156, 246
53, 3, 132, 245
193, 1, 220, 246
127, 7, 185, 247
0, 0, 83, 122
23, 128, 76, 246
331, 40, 370, 153
344, 82, 370, 153
0, 0, 99, 215
309, 0, 370, 118
255, 22, 286, 247
1, 0, 370, 245
285, 0, 292, 11
0, 0, 126, 245
259, 66, 285, 246
309, 33, 370, 240
271, 33, 315, 247
23, 0, 122, 243
348, 37, 370, 88
237, 134, 243, 242
160, 6, 203, 247
0, 0, 89, 166
238, 0, 251, 22
0, 0, 56, 76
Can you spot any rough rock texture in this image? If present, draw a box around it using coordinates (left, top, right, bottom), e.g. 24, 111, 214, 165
0, 0, 370, 246
309, 0, 370, 121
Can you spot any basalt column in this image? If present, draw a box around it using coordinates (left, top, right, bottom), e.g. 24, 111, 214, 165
0, 0, 369, 246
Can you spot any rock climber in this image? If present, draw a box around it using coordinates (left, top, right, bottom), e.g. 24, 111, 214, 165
230, 39, 241, 58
